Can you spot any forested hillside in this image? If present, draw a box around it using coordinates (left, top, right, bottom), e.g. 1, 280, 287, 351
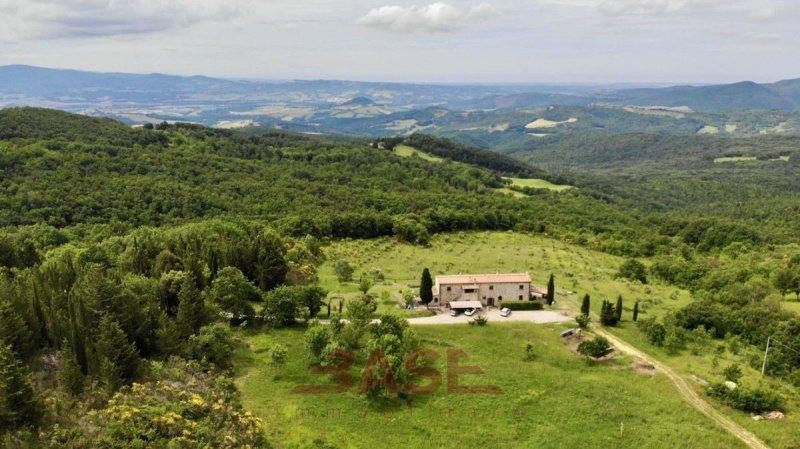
1, 108, 799, 447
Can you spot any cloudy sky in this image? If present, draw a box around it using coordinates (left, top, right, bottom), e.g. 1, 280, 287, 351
0, 0, 797, 84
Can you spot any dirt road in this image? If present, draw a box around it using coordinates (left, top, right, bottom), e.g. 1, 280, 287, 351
593, 327, 771, 449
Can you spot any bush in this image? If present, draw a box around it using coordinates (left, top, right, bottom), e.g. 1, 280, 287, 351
524, 343, 536, 361
617, 259, 648, 284
707, 383, 785, 413
469, 315, 489, 326
502, 301, 544, 311
578, 336, 612, 358
304, 323, 330, 362
189, 323, 235, 369
575, 314, 590, 328
723, 364, 743, 383
270, 344, 288, 365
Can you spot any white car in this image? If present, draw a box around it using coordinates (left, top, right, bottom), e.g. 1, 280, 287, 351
500, 308, 512, 317
464, 308, 477, 316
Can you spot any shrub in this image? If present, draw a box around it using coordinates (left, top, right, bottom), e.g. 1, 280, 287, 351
304, 323, 331, 362
707, 383, 785, 413
617, 259, 648, 284
334, 260, 354, 282
600, 300, 618, 326
502, 301, 544, 311
524, 343, 536, 361
270, 344, 288, 365
189, 323, 235, 369
575, 314, 590, 328
723, 364, 743, 383
578, 336, 612, 358
469, 315, 489, 326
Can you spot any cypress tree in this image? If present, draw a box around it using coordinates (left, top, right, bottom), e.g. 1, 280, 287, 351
0, 296, 34, 359
600, 300, 618, 326
633, 301, 640, 322
176, 274, 206, 338
251, 231, 288, 291
58, 339, 84, 396
420, 268, 433, 309
94, 315, 141, 387
615, 295, 623, 322
580, 294, 591, 316
546, 274, 555, 306
0, 344, 40, 430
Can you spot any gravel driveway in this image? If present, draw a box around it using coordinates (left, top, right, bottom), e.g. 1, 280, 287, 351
407, 309, 572, 325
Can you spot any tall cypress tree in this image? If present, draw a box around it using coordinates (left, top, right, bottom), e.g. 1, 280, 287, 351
546, 274, 555, 306
94, 315, 141, 388
0, 296, 34, 359
0, 344, 40, 430
58, 339, 84, 396
633, 301, 640, 322
615, 295, 623, 322
580, 294, 591, 316
176, 274, 206, 338
419, 268, 433, 309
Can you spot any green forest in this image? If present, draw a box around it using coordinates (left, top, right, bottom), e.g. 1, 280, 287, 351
1, 108, 799, 447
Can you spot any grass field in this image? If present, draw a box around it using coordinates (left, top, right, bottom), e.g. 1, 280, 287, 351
235, 323, 747, 449
505, 177, 573, 192
713, 156, 758, 163
237, 232, 799, 448
393, 144, 445, 163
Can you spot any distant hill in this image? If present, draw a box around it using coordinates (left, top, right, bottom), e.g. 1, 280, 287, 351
613, 81, 798, 111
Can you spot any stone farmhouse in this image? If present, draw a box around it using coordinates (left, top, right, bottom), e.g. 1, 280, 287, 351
431, 273, 545, 309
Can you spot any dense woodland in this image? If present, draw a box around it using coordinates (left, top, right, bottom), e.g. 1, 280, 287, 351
1, 108, 799, 446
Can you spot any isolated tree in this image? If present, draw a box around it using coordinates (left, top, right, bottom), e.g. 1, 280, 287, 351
617, 259, 648, 284
580, 294, 591, 316
419, 268, 433, 309
615, 295, 623, 323
359, 275, 373, 295
546, 274, 555, 306
334, 260, 355, 283
0, 344, 40, 430
176, 275, 206, 338
600, 300, 618, 326
632, 301, 640, 322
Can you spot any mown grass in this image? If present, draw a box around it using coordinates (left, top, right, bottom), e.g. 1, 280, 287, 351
308, 232, 799, 448
393, 144, 445, 163
235, 323, 747, 449
713, 156, 758, 163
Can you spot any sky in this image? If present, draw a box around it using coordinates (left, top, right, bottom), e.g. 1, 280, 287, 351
0, 0, 797, 84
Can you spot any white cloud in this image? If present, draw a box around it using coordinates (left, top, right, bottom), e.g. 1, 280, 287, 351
357, 2, 498, 32
0, 0, 253, 41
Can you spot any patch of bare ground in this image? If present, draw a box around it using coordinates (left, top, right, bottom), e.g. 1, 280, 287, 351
634, 359, 657, 376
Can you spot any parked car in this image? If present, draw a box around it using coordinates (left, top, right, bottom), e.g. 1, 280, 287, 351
464, 308, 477, 316
500, 307, 512, 317
450, 309, 461, 317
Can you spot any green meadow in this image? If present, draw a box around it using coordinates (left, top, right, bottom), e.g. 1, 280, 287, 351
505, 177, 574, 192
235, 323, 747, 449
235, 232, 798, 448
393, 144, 446, 163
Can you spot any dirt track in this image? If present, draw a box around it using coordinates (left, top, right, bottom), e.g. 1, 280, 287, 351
593, 327, 771, 449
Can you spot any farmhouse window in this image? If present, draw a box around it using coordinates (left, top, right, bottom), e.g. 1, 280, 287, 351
519, 295, 523, 300
489, 285, 494, 290
498, 296, 503, 300
447, 286, 451, 292
519, 285, 524, 290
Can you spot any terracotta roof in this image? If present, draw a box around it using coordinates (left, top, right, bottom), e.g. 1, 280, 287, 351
435, 273, 531, 285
